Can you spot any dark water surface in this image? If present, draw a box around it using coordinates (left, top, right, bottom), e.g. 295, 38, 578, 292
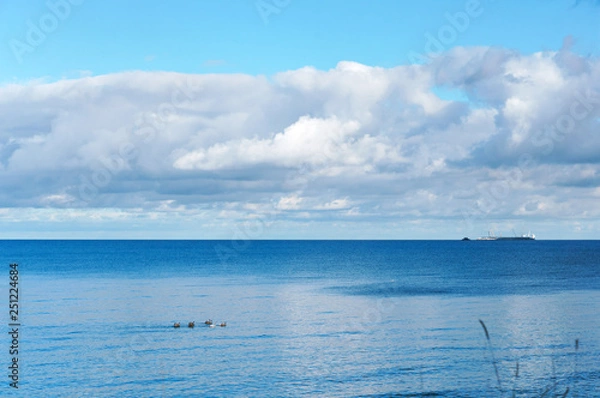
1, 240, 599, 397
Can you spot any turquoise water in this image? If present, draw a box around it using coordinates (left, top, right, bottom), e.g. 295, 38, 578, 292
1, 240, 599, 397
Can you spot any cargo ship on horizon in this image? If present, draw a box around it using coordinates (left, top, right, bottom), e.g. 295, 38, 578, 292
475, 231, 535, 241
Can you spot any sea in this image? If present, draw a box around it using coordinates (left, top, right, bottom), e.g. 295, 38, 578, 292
1, 240, 599, 397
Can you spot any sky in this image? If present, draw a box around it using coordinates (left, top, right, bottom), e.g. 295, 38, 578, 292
0, 0, 599, 239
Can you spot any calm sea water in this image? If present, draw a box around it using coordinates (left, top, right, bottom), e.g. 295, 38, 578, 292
1, 240, 599, 397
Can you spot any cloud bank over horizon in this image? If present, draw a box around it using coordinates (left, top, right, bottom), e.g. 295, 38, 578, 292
1, 44, 599, 238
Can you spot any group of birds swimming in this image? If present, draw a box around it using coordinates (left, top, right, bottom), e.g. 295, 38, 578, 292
173, 320, 226, 328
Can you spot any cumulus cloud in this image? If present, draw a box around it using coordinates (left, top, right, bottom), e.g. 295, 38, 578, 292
1, 45, 599, 237
173, 116, 365, 171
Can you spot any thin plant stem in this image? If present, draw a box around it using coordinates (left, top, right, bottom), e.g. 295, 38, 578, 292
479, 319, 502, 391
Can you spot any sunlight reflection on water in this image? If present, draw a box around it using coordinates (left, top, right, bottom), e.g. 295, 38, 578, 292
12, 276, 600, 397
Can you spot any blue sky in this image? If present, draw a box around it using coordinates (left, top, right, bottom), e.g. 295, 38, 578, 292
1, 0, 598, 80
0, 0, 599, 239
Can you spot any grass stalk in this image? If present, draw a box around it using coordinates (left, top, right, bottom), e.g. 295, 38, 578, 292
573, 339, 579, 398
479, 319, 502, 391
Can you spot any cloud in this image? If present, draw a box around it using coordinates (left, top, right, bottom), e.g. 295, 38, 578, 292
276, 194, 303, 210
314, 198, 351, 210
1, 45, 599, 237
173, 116, 365, 171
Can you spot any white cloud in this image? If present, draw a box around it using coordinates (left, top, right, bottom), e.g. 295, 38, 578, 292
315, 198, 351, 210
173, 116, 363, 170
277, 195, 303, 210
1, 47, 599, 237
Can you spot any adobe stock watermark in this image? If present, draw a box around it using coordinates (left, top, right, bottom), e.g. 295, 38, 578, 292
78, 80, 199, 203
255, 0, 291, 25
407, 0, 487, 64
9, 0, 84, 64
530, 89, 600, 154
461, 88, 600, 229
